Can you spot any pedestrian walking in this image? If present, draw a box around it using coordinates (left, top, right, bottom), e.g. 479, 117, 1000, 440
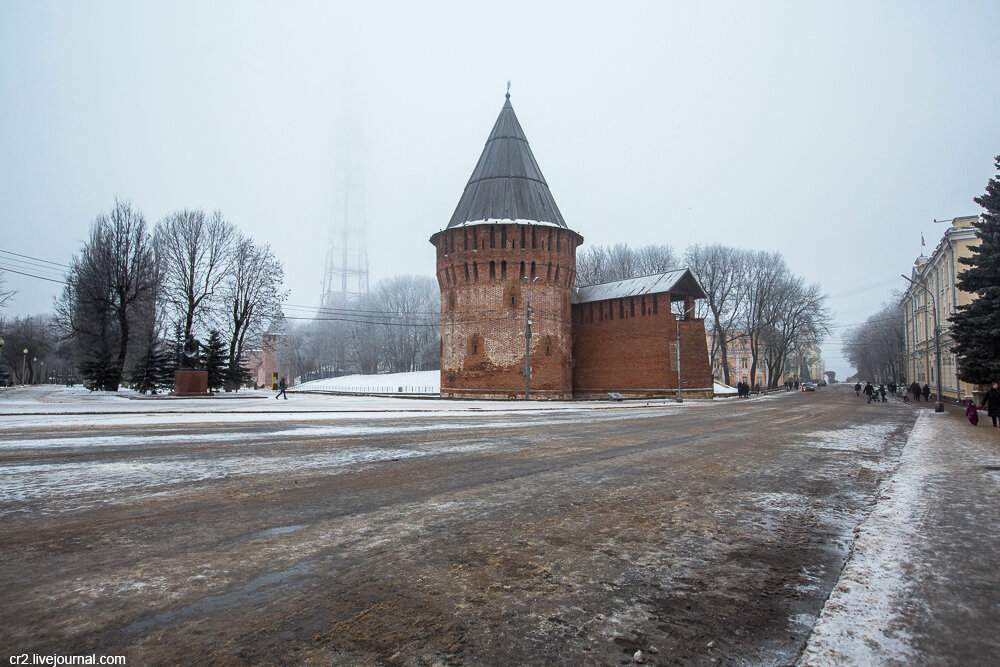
966, 400, 980, 426
879, 384, 887, 402
864, 382, 875, 404
910, 381, 921, 402
922, 383, 931, 402
275, 376, 288, 400
983, 382, 1000, 427
854, 382, 862, 397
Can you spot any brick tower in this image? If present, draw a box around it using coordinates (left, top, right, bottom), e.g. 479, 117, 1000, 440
430, 93, 583, 399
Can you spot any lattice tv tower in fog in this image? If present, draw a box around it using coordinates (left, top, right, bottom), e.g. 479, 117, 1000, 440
321, 141, 369, 309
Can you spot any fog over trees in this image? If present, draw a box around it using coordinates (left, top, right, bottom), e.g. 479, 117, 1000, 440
841, 303, 905, 384
277, 275, 439, 382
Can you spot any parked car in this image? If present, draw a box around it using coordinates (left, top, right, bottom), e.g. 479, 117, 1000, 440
801, 382, 816, 391
817, 380, 827, 387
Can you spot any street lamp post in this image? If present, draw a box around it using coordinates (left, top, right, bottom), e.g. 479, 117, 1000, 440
523, 276, 539, 400
32, 357, 37, 385
675, 314, 683, 403
0, 338, 4, 387
901, 274, 944, 413
22, 348, 28, 386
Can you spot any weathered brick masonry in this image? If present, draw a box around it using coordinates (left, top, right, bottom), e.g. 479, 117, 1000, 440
571, 295, 713, 399
431, 92, 714, 400
432, 223, 582, 399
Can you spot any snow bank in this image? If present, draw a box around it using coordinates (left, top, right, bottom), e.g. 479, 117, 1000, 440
799, 413, 939, 665
293, 370, 438, 394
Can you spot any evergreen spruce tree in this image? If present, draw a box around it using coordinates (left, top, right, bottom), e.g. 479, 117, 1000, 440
130, 331, 161, 394
951, 154, 1000, 384
157, 322, 183, 392
225, 359, 252, 392
79, 346, 117, 391
203, 329, 229, 393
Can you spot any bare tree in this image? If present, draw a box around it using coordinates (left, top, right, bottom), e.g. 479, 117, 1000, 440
371, 275, 440, 373
737, 250, 788, 388
761, 277, 831, 388
0, 270, 14, 313
155, 209, 237, 340
0, 314, 60, 384
56, 200, 159, 389
345, 296, 384, 376
684, 244, 743, 383
218, 235, 286, 377
576, 243, 677, 286
842, 303, 905, 383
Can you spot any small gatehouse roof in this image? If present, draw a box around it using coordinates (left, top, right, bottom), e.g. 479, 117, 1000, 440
573, 269, 707, 304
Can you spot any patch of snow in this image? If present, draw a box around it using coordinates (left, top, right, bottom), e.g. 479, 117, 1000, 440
799, 413, 937, 666
446, 218, 565, 229
294, 370, 439, 394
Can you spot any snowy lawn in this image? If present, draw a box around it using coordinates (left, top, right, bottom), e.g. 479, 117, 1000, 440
0, 379, 726, 430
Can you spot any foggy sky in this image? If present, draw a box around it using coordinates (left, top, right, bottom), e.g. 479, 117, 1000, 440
2, 0, 999, 379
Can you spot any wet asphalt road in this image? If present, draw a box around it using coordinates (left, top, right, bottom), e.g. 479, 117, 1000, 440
0, 387, 917, 665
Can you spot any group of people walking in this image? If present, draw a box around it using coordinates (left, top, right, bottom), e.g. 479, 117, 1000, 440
735, 381, 758, 398
852, 378, 1000, 428
853, 380, 930, 404
907, 381, 932, 403
857, 382, 889, 404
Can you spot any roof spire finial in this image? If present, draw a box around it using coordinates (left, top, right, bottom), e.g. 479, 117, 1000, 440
506, 79, 511, 99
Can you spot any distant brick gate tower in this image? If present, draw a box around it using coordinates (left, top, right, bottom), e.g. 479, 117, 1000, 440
430, 92, 583, 399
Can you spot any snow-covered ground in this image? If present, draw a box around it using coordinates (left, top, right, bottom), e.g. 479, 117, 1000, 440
297, 372, 740, 397
0, 383, 714, 430
800, 410, 1000, 665
294, 370, 438, 394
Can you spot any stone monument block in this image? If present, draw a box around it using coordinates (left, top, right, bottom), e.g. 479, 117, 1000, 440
174, 370, 209, 396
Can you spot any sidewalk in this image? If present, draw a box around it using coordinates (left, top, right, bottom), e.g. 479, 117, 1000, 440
801, 406, 1000, 665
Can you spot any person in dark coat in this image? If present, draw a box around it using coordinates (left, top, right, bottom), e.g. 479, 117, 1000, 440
878, 384, 887, 402
864, 382, 875, 404
910, 382, 921, 402
966, 400, 980, 426
275, 376, 288, 400
983, 382, 1000, 427
922, 383, 931, 402
854, 382, 862, 396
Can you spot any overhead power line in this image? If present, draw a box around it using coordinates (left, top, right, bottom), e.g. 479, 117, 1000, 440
0, 265, 68, 285
0, 248, 71, 268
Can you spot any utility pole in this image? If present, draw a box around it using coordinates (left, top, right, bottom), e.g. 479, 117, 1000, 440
901, 274, 944, 412
675, 312, 683, 403
524, 276, 538, 399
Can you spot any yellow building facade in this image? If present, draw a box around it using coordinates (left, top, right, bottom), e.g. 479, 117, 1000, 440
708, 332, 824, 388
901, 215, 980, 402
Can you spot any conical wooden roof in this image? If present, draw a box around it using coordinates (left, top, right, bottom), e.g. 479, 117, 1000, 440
446, 94, 568, 229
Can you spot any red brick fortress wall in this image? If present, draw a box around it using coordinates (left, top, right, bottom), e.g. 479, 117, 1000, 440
431, 223, 583, 399
571, 293, 714, 399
